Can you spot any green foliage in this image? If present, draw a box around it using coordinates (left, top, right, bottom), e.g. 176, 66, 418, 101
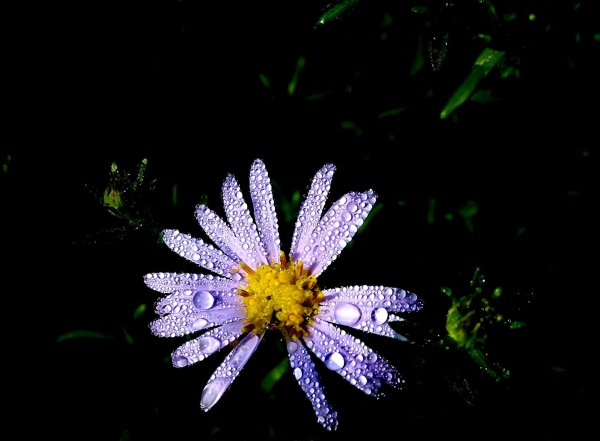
260, 358, 290, 393
316, 0, 359, 26
57, 330, 115, 342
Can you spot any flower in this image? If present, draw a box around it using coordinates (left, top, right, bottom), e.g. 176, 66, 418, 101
144, 160, 423, 430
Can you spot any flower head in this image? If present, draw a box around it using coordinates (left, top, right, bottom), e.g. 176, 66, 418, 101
144, 160, 422, 430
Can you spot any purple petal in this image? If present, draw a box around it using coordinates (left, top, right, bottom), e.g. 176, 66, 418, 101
302, 191, 377, 277
304, 319, 402, 396
249, 159, 281, 264
154, 289, 242, 316
200, 332, 264, 411
150, 306, 245, 338
161, 230, 242, 279
286, 340, 338, 431
195, 204, 255, 268
144, 272, 241, 294
290, 163, 335, 261
222, 174, 268, 267
319, 285, 423, 339
170, 321, 245, 368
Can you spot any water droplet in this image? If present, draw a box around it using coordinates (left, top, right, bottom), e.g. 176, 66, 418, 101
230, 335, 260, 369
341, 211, 352, 222
294, 367, 303, 380
358, 375, 367, 386
371, 307, 389, 325
367, 353, 378, 362
201, 378, 229, 411
287, 341, 299, 354
338, 239, 347, 248
192, 253, 200, 261
348, 203, 358, 213
324, 352, 345, 371
173, 355, 188, 367
191, 318, 208, 331
198, 336, 221, 354
193, 291, 215, 310
334, 303, 362, 326
338, 196, 347, 205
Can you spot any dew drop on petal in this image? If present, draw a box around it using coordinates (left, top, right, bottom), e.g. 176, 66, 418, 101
341, 211, 352, 222
198, 336, 221, 354
371, 307, 389, 325
324, 352, 345, 371
294, 367, 303, 380
334, 303, 362, 326
230, 335, 260, 370
191, 318, 209, 331
358, 375, 367, 386
193, 291, 215, 310
201, 378, 229, 411
287, 341, 299, 354
173, 355, 188, 367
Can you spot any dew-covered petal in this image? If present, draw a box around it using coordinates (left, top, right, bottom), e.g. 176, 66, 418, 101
302, 190, 377, 277
195, 204, 255, 268
319, 285, 423, 339
286, 340, 338, 431
154, 288, 242, 317
144, 272, 242, 294
249, 159, 281, 264
304, 319, 403, 397
171, 321, 245, 368
200, 332, 264, 411
290, 163, 336, 261
222, 174, 268, 267
150, 306, 245, 338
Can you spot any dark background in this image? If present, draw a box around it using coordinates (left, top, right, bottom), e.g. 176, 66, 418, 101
3, 1, 597, 440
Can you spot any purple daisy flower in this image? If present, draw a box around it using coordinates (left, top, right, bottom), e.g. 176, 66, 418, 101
144, 160, 423, 430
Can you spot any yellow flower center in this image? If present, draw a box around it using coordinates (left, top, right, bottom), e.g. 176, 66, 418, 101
238, 253, 323, 340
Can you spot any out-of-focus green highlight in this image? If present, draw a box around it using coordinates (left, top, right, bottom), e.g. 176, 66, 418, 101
441, 48, 505, 119
261, 358, 289, 392
57, 330, 115, 342
316, 0, 359, 26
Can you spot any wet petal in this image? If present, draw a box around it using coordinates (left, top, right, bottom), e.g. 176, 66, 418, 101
170, 321, 245, 368
286, 340, 338, 431
200, 332, 264, 411
320, 285, 423, 339
161, 230, 241, 279
154, 288, 242, 316
150, 306, 245, 337
144, 272, 241, 294
302, 190, 377, 277
195, 204, 255, 268
222, 174, 268, 267
304, 319, 402, 397
249, 159, 281, 264
290, 163, 335, 261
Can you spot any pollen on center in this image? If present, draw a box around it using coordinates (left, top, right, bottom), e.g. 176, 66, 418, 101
238, 252, 323, 339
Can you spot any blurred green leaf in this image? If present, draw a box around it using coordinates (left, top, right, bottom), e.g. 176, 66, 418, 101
172, 183, 178, 206
357, 203, 383, 232
441, 48, 505, 119
261, 358, 289, 392
134, 303, 147, 319
340, 120, 363, 136
410, 34, 424, 76
427, 198, 436, 224
377, 107, 407, 118
410, 6, 428, 14
510, 321, 526, 329
122, 327, 134, 345
594, 33, 600, 42
316, 0, 359, 26
259, 73, 270, 90
471, 88, 500, 103
57, 330, 115, 343
288, 57, 306, 96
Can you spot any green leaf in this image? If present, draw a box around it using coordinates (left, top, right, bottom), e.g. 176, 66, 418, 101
122, 327, 134, 345
427, 198, 436, 225
259, 73, 270, 90
261, 358, 289, 392
57, 330, 115, 343
134, 303, 147, 319
171, 183, 178, 206
510, 321, 526, 329
316, 0, 359, 26
377, 107, 407, 118
288, 57, 306, 96
441, 48, 505, 119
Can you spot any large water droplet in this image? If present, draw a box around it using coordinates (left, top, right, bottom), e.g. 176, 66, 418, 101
334, 303, 361, 326
341, 211, 352, 222
192, 253, 200, 261
193, 291, 215, 310
191, 318, 208, 331
201, 378, 229, 411
287, 341, 299, 354
294, 367, 303, 380
173, 355, 188, 367
324, 352, 345, 371
230, 335, 260, 370
371, 307, 389, 325
198, 336, 221, 354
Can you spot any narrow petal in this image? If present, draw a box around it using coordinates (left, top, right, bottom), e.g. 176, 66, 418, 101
302, 191, 377, 277
200, 332, 264, 411
150, 306, 245, 337
290, 163, 336, 261
154, 288, 242, 316
249, 159, 281, 264
222, 174, 268, 267
286, 339, 338, 431
195, 204, 255, 268
170, 320, 245, 368
144, 272, 241, 294
319, 285, 423, 339
304, 319, 403, 397
161, 230, 242, 279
